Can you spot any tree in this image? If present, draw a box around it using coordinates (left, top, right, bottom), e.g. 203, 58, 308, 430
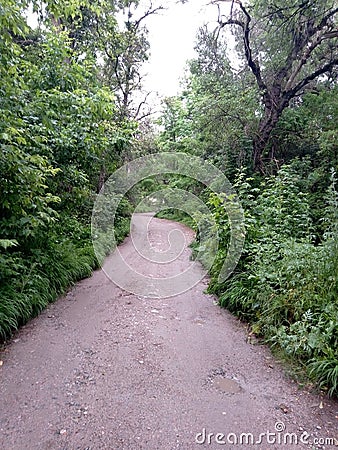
31, 0, 162, 121
0, 0, 135, 337
187, 26, 258, 173
213, 0, 338, 172
102, 1, 164, 120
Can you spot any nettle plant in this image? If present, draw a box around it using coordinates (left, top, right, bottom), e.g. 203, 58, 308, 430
205, 163, 337, 396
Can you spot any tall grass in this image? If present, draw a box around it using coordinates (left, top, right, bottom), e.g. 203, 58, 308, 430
0, 242, 95, 338
0, 215, 130, 340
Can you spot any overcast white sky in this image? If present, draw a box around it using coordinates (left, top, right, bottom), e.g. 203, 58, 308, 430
140, 0, 221, 97
27, 0, 232, 100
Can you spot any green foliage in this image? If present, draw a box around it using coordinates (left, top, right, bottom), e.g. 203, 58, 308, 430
269, 86, 338, 169
309, 358, 338, 397
0, 239, 95, 338
155, 209, 197, 230
0, 239, 18, 250
204, 164, 338, 396
0, 0, 135, 338
0, 146, 61, 240
157, 97, 195, 154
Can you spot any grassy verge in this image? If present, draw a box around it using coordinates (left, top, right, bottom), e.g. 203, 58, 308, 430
0, 214, 130, 340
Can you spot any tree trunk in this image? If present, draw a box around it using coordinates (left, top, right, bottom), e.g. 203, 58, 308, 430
253, 105, 283, 173
97, 165, 106, 193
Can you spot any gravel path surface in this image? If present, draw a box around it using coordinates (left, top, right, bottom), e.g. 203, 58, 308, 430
1, 214, 337, 449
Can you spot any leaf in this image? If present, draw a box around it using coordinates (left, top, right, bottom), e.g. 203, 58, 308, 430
0, 239, 19, 250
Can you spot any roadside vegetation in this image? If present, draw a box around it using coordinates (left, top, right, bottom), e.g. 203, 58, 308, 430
0, 0, 147, 337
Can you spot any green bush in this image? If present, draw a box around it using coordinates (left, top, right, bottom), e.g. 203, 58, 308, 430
205, 163, 338, 396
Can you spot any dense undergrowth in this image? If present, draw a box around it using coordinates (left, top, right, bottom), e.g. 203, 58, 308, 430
0, 213, 131, 340
193, 161, 338, 396
0, 3, 134, 339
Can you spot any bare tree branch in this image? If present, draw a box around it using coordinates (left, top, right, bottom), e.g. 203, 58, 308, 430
315, 6, 338, 33
230, 0, 235, 18
134, 5, 165, 30
134, 91, 152, 119
285, 57, 338, 103
137, 110, 155, 121
217, 1, 268, 95
285, 29, 338, 91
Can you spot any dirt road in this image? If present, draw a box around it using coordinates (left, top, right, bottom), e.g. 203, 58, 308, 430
1, 214, 337, 449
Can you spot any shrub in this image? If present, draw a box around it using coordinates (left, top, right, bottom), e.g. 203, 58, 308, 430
205, 163, 338, 396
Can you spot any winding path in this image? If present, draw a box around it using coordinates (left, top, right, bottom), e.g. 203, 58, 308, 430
0, 214, 337, 449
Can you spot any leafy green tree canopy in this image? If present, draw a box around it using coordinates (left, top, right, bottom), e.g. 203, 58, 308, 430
211, 0, 337, 171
